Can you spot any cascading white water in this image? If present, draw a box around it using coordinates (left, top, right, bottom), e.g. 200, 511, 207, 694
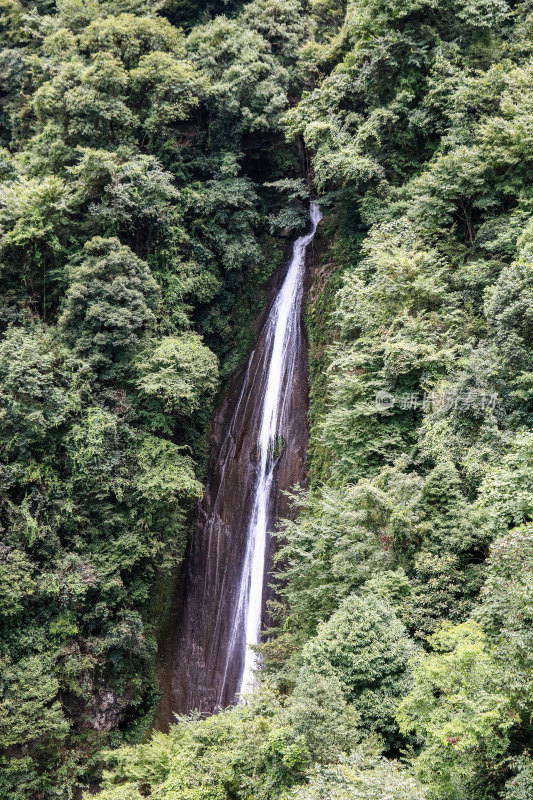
221, 202, 323, 700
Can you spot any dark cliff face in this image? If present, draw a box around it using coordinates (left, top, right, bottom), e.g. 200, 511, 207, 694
156, 238, 315, 726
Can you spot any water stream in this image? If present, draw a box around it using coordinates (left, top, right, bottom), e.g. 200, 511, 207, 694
222, 202, 323, 699
160, 203, 322, 719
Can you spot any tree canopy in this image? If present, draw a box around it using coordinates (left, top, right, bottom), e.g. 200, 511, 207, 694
2, 0, 533, 798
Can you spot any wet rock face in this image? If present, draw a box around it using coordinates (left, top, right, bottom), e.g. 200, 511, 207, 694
158, 220, 317, 725
90, 690, 126, 731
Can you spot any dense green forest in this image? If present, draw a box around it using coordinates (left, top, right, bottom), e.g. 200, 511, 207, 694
1, 0, 533, 798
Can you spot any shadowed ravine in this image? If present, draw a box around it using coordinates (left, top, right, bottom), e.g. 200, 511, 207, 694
159, 203, 322, 721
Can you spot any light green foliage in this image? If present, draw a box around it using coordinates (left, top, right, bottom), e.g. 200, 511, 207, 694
187, 15, 290, 138
94, 688, 307, 800
264, 2, 533, 798
485, 222, 533, 399
240, 0, 308, 68
136, 435, 202, 502
476, 526, 533, 710
404, 551, 468, 637
71, 151, 180, 242
397, 622, 515, 799
0, 545, 35, 617
418, 345, 507, 491
0, 174, 75, 315
130, 52, 209, 143
136, 333, 218, 420
0, 326, 72, 456
395, 527, 533, 797
272, 480, 398, 640
78, 13, 186, 69
0, 174, 73, 252
0, 655, 70, 799
288, 669, 359, 762
272, 459, 484, 653
320, 219, 458, 481
290, 745, 427, 800
0, 654, 69, 749
32, 53, 136, 151
286, 0, 512, 193
476, 432, 533, 534
59, 236, 160, 378
93, 684, 360, 800
502, 758, 533, 800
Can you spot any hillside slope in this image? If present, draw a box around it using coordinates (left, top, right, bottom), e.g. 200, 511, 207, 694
1, 0, 533, 799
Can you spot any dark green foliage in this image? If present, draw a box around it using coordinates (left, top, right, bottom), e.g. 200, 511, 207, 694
300, 594, 415, 747
0, 0, 310, 794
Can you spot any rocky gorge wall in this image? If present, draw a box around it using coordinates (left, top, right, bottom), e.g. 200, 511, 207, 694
156, 223, 319, 726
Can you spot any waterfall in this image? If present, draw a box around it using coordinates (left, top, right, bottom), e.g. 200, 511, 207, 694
162, 202, 322, 720
223, 202, 323, 699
